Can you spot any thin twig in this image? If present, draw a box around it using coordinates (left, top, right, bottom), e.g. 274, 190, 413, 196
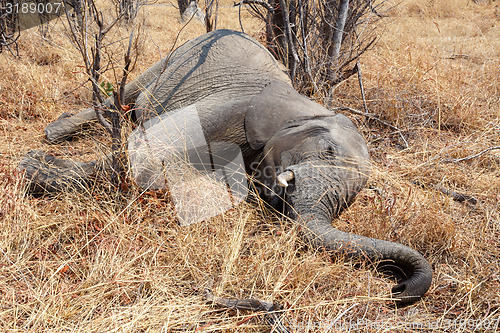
88, 5, 113, 135
412, 181, 478, 205
443, 146, 500, 163
356, 62, 369, 114
336, 105, 409, 148
205, 0, 219, 32
364, 0, 388, 17
118, 30, 135, 108
153, 8, 198, 93
204, 289, 290, 333
233, 0, 274, 12
446, 54, 470, 60
238, 0, 244, 33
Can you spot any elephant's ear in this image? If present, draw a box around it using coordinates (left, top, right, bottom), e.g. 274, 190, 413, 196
245, 81, 332, 150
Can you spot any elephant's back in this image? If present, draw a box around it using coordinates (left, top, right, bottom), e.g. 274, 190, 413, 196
135, 30, 291, 118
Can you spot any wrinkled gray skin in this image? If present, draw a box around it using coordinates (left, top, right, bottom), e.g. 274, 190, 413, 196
19, 29, 432, 303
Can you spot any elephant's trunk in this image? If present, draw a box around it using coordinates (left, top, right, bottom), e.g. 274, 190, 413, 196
286, 164, 432, 303
296, 212, 432, 302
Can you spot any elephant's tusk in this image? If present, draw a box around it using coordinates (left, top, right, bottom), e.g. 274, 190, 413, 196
277, 170, 294, 187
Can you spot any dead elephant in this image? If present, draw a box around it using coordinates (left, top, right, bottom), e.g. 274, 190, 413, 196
19, 29, 432, 303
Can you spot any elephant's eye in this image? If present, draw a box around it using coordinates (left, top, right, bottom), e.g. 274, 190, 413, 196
320, 146, 337, 159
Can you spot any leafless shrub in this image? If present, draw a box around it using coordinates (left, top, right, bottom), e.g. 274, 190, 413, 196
178, 0, 218, 32
62, 0, 144, 189
119, 0, 142, 22
204, 0, 219, 31
0, 0, 20, 55
240, 0, 387, 100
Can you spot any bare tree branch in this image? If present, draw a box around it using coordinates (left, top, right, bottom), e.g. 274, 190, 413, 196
118, 30, 135, 108
153, 8, 199, 93
233, 0, 274, 12
336, 104, 409, 148
443, 146, 500, 163
412, 180, 478, 205
206, 0, 220, 32
356, 62, 369, 114
204, 288, 290, 333
364, 0, 387, 17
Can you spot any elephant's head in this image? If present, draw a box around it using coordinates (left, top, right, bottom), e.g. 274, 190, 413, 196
245, 81, 432, 303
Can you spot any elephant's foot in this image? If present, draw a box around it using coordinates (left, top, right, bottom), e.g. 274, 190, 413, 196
18, 150, 96, 195
44, 107, 98, 144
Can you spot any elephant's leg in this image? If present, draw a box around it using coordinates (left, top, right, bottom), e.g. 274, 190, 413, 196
18, 150, 108, 195
44, 107, 99, 144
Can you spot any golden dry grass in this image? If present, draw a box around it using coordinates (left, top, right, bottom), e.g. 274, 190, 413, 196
1, 0, 499, 331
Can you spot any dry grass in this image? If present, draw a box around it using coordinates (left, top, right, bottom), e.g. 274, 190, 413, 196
1, 0, 499, 331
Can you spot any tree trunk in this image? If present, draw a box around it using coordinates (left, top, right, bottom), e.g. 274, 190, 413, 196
178, 0, 190, 16
120, 0, 138, 22
266, 0, 299, 78
69, 0, 84, 28
326, 0, 349, 82
266, 0, 286, 60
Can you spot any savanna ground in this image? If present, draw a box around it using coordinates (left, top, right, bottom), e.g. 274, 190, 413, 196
1, 0, 499, 331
